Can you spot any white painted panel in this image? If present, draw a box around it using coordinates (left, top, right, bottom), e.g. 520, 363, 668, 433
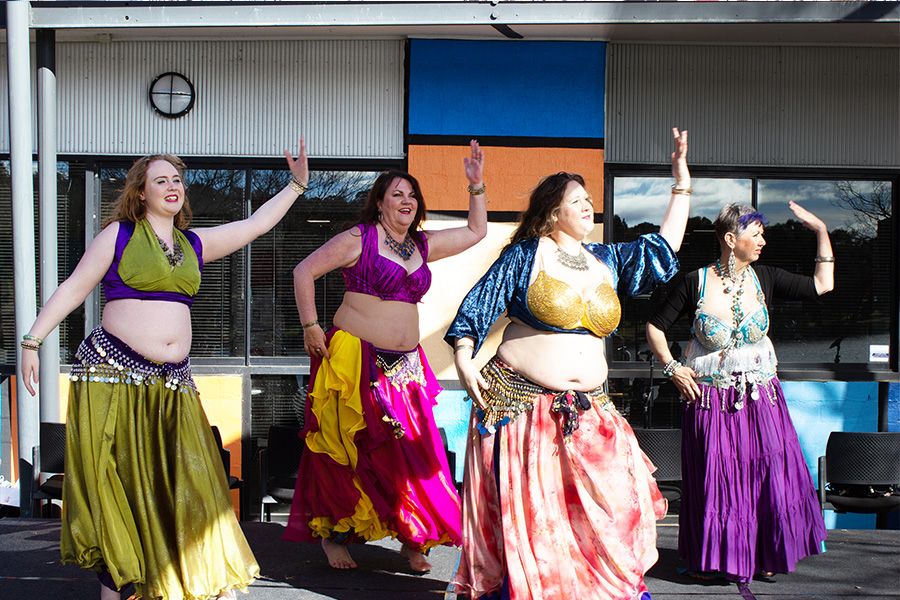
5, 39, 404, 158
607, 44, 899, 168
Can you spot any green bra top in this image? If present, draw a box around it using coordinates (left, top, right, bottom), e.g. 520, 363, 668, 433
103, 218, 202, 306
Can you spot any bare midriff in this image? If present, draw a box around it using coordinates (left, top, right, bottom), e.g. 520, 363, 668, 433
101, 299, 193, 363
495, 319, 608, 391
333, 291, 420, 352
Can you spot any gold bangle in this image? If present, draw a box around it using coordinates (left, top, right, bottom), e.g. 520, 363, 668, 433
289, 177, 309, 194
454, 344, 475, 354
814, 256, 835, 263
670, 185, 693, 196
20, 341, 41, 351
467, 182, 486, 195
301, 320, 319, 329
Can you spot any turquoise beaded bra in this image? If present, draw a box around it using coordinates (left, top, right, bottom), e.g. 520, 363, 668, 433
692, 266, 769, 352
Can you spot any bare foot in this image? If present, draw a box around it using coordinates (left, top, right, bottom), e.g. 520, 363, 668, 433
216, 589, 237, 600
322, 537, 357, 569
400, 544, 432, 572
760, 571, 775, 577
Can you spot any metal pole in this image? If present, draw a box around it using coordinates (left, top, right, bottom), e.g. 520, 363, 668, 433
7, 0, 39, 514
37, 29, 60, 424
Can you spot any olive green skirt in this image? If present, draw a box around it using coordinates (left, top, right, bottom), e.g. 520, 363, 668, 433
61, 328, 259, 600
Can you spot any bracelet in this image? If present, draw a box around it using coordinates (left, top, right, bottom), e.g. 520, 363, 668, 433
289, 177, 309, 194
467, 182, 486, 196
662, 359, 683, 378
454, 344, 475, 354
814, 256, 835, 263
670, 185, 693, 196
301, 320, 319, 329
20, 341, 41, 351
23, 334, 44, 346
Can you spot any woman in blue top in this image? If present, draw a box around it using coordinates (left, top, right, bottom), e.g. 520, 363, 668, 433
646, 202, 833, 589
446, 128, 690, 600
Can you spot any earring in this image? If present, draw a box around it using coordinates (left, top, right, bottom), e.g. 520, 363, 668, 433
727, 252, 736, 280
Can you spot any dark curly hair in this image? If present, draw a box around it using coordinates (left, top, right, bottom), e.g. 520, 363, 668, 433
503, 172, 586, 253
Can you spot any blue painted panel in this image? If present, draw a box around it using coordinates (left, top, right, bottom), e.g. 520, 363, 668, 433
409, 39, 605, 138
783, 381, 880, 530
433, 389, 473, 484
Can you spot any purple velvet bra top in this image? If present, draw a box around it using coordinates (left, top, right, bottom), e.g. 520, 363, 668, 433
101, 219, 204, 307
342, 223, 432, 304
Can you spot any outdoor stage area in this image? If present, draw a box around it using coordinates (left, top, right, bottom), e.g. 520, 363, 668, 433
0, 516, 897, 599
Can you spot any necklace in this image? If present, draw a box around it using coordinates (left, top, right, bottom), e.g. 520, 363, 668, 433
556, 245, 589, 271
716, 260, 747, 345
383, 230, 416, 261
155, 233, 185, 269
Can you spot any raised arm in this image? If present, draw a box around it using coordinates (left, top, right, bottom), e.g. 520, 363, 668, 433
789, 201, 835, 295
20, 223, 119, 395
424, 139, 488, 261
658, 128, 692, 252
195, 138, 310, 263
294, 228, 363, 360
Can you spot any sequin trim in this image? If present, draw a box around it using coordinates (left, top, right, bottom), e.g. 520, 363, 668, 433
69, 327, 195, 393
476, 356, 614, 438
696, 372, 778, 412
373, 347, 427, 390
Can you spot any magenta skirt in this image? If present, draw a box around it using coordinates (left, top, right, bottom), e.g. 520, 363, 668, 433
283, 329, 460, 553
679, 375, 827, 582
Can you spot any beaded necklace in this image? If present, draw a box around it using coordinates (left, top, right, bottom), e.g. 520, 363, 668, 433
155, 233, 185, 269
383, 229, 416, 261
715, 259, 747, 345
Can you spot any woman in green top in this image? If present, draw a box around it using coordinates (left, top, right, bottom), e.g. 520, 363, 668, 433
19, 142, 309, 600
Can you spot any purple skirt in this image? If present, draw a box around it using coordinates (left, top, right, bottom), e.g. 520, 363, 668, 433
679, 375, 826, 583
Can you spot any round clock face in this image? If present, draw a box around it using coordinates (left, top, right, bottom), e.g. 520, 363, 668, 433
149, 72, 195, 118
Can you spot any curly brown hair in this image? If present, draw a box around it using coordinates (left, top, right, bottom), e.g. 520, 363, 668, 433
352, 170, 427, 243
503, 172, 586, 253
101, 154, 192, 229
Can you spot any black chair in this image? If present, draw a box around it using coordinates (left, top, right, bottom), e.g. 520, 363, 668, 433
211, 426, 246, 521
31, 422, 67, 518
632, 427, 682, 503
818, 431, 900, 528
259, 425, 304, 522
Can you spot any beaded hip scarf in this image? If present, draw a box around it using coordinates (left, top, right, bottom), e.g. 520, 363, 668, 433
69, 327, 195, 393
477, 356, 614, 439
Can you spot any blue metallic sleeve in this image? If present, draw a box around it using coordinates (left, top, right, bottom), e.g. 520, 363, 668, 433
588, 232, 680, 298
444, 241, 534, 356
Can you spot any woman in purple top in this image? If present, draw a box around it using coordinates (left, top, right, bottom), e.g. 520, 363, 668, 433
283, 140, 487, 572
19, 143, 310, 600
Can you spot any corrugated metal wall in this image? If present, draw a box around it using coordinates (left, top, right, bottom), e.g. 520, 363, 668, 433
1, 39, 405, 158
607, 44, 899, 169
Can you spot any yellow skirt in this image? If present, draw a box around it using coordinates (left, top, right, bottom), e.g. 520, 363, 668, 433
61, 328, 259, 600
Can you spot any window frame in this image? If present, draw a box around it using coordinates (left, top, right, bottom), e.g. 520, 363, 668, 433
603, 163, 899, 382
41, 154, 403, 375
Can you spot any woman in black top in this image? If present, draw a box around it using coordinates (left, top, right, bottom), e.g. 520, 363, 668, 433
646, 202, 833, 587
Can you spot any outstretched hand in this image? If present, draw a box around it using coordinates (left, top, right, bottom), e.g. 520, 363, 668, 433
671, 128, 689, 184
789, 201, 827, 234
463, 139, 484, 186
283, 137, 309, 187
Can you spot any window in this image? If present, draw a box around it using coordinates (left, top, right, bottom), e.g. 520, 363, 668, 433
606, 172, 896, 428
0, 161, 85, 367
249, 170, 378, 359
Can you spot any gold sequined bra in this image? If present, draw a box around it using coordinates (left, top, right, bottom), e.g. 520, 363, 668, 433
526, 271, 621, 338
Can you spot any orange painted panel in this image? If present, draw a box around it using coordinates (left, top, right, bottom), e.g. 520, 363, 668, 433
409, 145, 604, 214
